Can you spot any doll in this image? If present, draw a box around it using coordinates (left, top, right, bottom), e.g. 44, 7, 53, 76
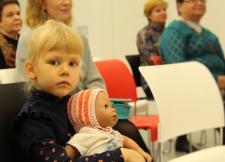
66, 89, 152, 161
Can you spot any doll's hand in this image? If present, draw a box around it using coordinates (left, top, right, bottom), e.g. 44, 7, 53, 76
140, 151, 152, 162
121, 148, 146, 162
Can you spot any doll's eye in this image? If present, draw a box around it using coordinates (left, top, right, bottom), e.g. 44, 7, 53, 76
104, 104, 109, 109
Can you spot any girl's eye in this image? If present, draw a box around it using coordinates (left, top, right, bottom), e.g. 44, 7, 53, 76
104, 104, 109, 109
49, 60, 60, 66
69, 61, 78, 67
6, 13, 13, 17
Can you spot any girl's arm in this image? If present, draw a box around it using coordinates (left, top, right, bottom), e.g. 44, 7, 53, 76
32, 139, 124, 162
65, 144, 80, 159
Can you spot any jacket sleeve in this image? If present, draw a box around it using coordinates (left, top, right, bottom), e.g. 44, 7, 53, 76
32, 139, 124, 162
14, 118, 124, 162
15, 26, 32, 81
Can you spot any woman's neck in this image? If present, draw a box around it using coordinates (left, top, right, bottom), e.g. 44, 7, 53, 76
0, 29, 19, 40
181, 16, 201, 24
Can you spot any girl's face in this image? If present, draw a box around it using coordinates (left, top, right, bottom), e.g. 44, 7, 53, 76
95, 92, 118, 128
0, 3, 22, 36
42, 0, 72, 23
148, 4, 167, 24
27, 50, 81, 98
177, 0, 206, 23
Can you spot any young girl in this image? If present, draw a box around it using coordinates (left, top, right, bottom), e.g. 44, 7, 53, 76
65, 89, 152, 162
13, 20, 146, 162
16, 0, 150, 153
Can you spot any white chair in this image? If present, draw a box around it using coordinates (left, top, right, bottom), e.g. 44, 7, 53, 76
168, 145, 225, 162
0, 68, 23, 84
139, 61, 225, 162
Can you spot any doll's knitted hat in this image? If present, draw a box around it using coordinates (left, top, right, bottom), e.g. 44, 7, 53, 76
67, 89, 105, 132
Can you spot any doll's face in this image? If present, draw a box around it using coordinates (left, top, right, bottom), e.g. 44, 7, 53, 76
95, 92, 118, 128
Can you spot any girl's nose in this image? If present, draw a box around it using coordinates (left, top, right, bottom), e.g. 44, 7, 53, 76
60, 64, 69, 76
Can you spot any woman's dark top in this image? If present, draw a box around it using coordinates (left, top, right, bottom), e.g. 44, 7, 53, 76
0, 33, 18, 68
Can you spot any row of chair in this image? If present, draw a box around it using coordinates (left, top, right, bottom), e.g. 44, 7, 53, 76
0, 57, 224, 162
95, 57, 225, 162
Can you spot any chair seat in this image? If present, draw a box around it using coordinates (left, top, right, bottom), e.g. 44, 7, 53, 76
168, 146, 225, 162
130, 115, 158, 141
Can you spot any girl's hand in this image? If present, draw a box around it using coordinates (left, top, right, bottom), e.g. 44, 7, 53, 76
217, 75, 225, 90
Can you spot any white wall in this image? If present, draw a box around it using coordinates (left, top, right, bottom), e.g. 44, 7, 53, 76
18, 0, 225, 60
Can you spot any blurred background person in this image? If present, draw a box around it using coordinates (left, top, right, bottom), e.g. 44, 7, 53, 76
160, 0, 225, 152
137, 0, 167, 99
0, 0, 22, 69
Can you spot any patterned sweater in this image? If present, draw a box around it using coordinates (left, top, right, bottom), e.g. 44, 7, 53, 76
0, 33, 18, 68
137, 22, 165, 92
160, 20, 225, 79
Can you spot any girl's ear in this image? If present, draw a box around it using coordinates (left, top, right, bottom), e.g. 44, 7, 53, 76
24, 60, 36, 80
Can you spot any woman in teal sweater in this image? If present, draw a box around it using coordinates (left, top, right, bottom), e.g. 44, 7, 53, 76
160, 0, 225, 151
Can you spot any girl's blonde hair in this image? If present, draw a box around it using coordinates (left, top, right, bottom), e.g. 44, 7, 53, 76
26, 0, 72, 28
144, 0, 167, 18
25, 20, 83, 92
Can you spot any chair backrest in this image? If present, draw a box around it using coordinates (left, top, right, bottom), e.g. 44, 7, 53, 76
0, 82, 28, 162
139, 61, 225, 143
0, 68, 22, 84
125, 55, 142, 87
168, 145, 225, 162
95, 59, 137, 102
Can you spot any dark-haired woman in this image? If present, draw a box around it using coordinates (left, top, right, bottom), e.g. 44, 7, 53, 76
0, 0, 22, 68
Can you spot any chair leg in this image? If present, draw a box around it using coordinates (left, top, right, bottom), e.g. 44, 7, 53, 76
219, 127, 223, 145
188, 134, 193, 152
214, 128, 218, 145
199, 130, 207, 147
155, 143, 163, 162
159, 143, 163, 162
148, 129, 156, 161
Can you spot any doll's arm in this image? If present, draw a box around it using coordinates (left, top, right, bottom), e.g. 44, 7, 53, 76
122, 135, 152, 162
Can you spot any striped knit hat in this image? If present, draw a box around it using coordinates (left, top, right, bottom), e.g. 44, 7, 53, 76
67, 89, 105, 132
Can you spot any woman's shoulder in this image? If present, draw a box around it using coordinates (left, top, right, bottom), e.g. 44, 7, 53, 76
166, 20, 189, 31
137, 25, 150, 35
20, 26, 32, 36
202, 27, 219, 40
163, 20, 195, 38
